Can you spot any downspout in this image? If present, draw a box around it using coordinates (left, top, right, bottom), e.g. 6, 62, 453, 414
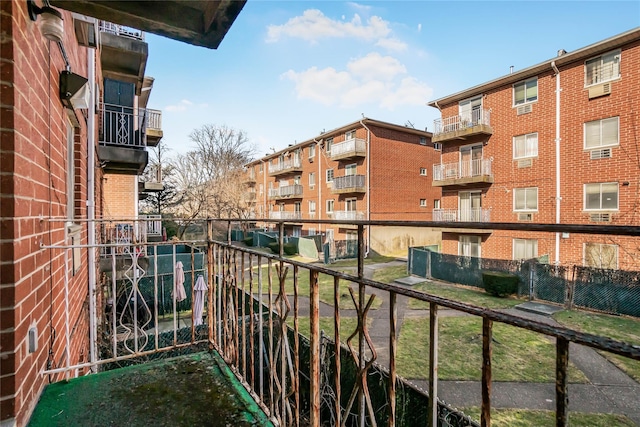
313, 138, 322, 235
551, 61, 561, 265
261, 159, 266, 228
87, 42, 97, 370
359, 117, 371, 257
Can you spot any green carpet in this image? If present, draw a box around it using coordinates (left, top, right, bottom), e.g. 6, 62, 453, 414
29, 351, 273, 427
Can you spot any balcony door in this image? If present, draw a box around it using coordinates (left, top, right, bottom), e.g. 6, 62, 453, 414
459, 96, 482, 126
460, 144, 483, 177
103, 78, 135, 146
459, 191, 481, 221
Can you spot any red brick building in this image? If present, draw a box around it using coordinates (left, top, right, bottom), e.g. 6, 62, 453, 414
428, 28, 640, 269
245, 118, 442, 256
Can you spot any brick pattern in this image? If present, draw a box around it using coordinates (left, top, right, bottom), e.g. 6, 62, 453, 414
102, 173, 137, 218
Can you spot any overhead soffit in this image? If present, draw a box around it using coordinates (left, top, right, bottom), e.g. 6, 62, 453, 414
50, 0, 246, 49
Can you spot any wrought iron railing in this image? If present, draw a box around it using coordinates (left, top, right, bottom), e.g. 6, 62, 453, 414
99, 21, 145, 40
433, 108, 491, 135
98, 103, 147, 147
433, 158, 493, 181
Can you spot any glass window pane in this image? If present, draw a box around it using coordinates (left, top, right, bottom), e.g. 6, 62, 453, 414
514, 83, 525, 104
515, 189, 525, 210
526, 134, 538, 156
601, 117, 619, 146
525, 80, 537, 102
601, 183, 618, 209
513, 135, 524, 158
585, 121, 601, 148
526, 188, 538, 210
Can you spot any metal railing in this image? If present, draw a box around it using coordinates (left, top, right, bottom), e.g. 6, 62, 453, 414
146, 109, 162, 131
268, 156, 302, 175
433, 208, 491, 222
333, 210, 366, 221
332, 174, 365, 191
433, 158, 493, 181
269, 211, 302, 220
268, 184, 303, 199
139, 215, 162, 236
330, 138, 366, 158
99, 21, 145, 40
98, 103, 148, 147
433, 108, 491, 135
586, 61, 619, 86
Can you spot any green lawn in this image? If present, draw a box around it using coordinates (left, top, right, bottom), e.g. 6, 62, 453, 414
370, 265, 521, 310
292, 316, 361, 340
328, 254, 397, 268
461, 407, 636, 427
396, 317, 587, 383
553, 310, 640, 381
253, 264, 382, 310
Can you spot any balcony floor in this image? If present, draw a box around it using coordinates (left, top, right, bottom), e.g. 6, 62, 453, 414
29, 351, 273, 427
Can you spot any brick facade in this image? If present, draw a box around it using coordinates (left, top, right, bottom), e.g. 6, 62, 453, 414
102, 174, 137, 218
430, 29, 640, 270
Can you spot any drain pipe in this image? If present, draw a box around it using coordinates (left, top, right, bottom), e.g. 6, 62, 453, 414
87, 43, 97, 370
551, 61, 561, 265
359, 117, 371, 257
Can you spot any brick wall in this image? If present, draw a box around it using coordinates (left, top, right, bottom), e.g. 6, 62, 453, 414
102, 173, 137, 219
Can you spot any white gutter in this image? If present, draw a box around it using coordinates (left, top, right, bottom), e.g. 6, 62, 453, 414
359, 117, 371, 257
551, 61, 561, 265
87, 44, 97, 370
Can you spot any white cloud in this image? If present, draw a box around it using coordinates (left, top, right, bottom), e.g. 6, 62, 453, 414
347, 53, 406, 82
347, 2, 372, 14
164, 99, 204, 112
282, 67, 353, 105
380, 77, 433, 109
418, 23, 422, 33
375, 37, 407, 53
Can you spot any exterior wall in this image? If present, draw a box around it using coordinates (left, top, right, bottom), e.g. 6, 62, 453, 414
435, 36, 640, 270
102, 173, 137, 218
371, 226, 441, 258
0, 2, 93, 425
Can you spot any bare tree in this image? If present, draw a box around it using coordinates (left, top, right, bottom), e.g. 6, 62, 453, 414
139, 141, 183, 216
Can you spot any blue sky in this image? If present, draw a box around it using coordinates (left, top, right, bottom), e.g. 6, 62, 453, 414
145, 1, 640, 158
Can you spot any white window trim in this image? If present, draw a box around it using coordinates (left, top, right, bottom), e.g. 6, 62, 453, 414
583, 182, 619, 211
583, 117, 619, 150
513, 132, 539, 159
512, 77, 538, 107
584, 49, 621, 88
308, 144, 316, 158
326, 168, 334, 183
420, 199, 427, 207
309, 172, 315, 189
420, 167, 427, 176
513, 187, 538, 212
583, 242, 618, 269
326, 199, 334, 214
513, 238, 538, 260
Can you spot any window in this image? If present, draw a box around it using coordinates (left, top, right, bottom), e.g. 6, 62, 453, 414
345, 198, 357, 211
309, 172, 315, 188
345, 163, 357, 176
309, 200, 316, 217
345, 130, 356, 140
346, 231, 357, 241
325, 229, 334, 243
434, 143, 442, 151
420, 168, 427, 176
585, 117, 619, 149
434, 199, 441, 209
513, 78, 537, 105
258, 184, 264, 195
294, 175, 300, 185
294, 202, 301, 213
585, 183, 618, 210
326, 169, 334, 182
585, 50, 620, 86
259, 163, 263, 173
309, 144, 316, 158
513, 239, 538, 260
459, 236, 481, 258
419, 137, 427, 145
326, 199, 334, 214
326, 137, 333, 153
584, 243, 618, 269
514, 187, 538, 211
513, 133, 538, 159
420, 199, 427, 207
308, 228, 316, 236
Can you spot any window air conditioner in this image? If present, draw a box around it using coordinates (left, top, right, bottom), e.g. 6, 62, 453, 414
588, 83, 611, 99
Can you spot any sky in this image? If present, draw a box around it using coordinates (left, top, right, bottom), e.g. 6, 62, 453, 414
144, 1, 640, 159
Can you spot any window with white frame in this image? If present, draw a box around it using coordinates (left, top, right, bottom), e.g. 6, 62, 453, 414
513, 239, 538, 260
326, 168, 334, 182
345, 163, 357, 176
259, 163, 263, 172
420, 137, 427, 145
434, 199, 441, 209
584, 117, 619, 149
420, 167, 427, 176
514, 187, 538, 211
513, 132, 538, 159
309, 144, 316, 158
345, 130, 356, 140
584, 243, 618, 269
309, 172, 315, 188
584, 182, 618, 210
513, 77, 537, 105
308, 228, 316, 236
585, 50, 620, 86
459, 235, 481, 258
325, 229, 334, 243
346, 230, 357, 241
420, 199, 427, 207
326, 199, 334, 214
309, 200, 316, 212
325, 137, 333, 153
258, 183, 264, 195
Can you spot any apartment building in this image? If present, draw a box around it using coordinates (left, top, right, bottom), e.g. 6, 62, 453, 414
428, 28, 640, 269
245, 118, 442, 256
0, 1, 242, 425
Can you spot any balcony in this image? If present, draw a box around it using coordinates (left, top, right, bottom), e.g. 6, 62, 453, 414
330, 137, 366, 160
98, 103, 149, 174
145, 109, 163, 146
139, 165, 163, 193
242, 190, 257, 202
98, 21, 148, 93
243, 171, 256, 184
433, 208, 491, 222
268, 184, 303, 200
432, 108, 493, 143
331, 174, 366, 194
433, 159, 493, 187
268, 156, 303, 176
269, 211, 302, 220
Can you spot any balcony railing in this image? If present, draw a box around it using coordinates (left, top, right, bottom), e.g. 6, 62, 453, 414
139, 214, 162, 235
330, 138, 366, 159
269, 211, 302, 220
99, 21, 145, 40
332, 174, 366, 193
433, 208, 491, 222
268, 184, 303, 200
147, 109, 162, 131
99, 103, 151, 148
268, 156, 302, 175
333, 210, 366, 221
433, 159, 493, 183
433, 108, 492, 139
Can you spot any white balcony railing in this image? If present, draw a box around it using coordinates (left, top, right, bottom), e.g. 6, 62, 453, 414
147, 109, 162, 131
332, 175, 366, 191
268, 184, 303, 199
433, 158, 493, 181
330, 138, 366, 158
99, 21, 145, 40
333, 210, 366, 221
268, 156, 302, 174
140, 215, 163, 235
269, 211, 302, 220
433, 108, 491, 135
433, 208, 490, 222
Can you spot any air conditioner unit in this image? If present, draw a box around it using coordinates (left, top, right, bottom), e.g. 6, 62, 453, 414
590, 213, 611, 222
517, 159, 533, 168
590, 148, 612, 160
516, 104, 532, 115
518, 213, 533, 221
588, 83, 611, 99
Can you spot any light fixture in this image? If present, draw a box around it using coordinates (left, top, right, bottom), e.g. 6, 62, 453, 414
60, 70, 89, 110
27, 1, 64, 43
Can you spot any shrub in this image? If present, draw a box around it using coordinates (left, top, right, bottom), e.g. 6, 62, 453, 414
268, 242, 298, 255
242, 236, 254, 246
482, 271, 519, 297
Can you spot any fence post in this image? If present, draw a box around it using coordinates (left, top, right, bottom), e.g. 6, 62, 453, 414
309, 269, 320, 427
566, 266, 576, 310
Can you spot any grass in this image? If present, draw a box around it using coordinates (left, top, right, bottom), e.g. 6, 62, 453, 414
254, 264, 382, 310
396, 317, 587, 383
461, 407, 636, 427
553, 310, 640, 381
370, 265, 521, 310
327, 254, 397, 268
292, 316, 361, 340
